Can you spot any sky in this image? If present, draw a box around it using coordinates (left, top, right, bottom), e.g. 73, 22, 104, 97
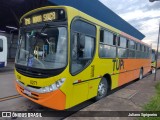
99, 0, 160, 50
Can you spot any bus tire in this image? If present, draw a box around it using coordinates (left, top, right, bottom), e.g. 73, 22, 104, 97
139, 68, 143, 80
94, 77, 108, 101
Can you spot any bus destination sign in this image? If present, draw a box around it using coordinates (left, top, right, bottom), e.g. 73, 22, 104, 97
22, 9, 66, 26
24, 12, 56, 25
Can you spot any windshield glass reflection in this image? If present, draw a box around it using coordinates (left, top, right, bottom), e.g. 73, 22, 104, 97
15, 27, 67, 69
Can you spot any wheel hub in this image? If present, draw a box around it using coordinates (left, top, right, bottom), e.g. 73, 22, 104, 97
98, 82, 106, 97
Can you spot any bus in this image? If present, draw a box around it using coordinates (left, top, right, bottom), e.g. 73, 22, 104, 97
0, 35, 7, 68
151, 49, 160, 73
15, 6, 151, 110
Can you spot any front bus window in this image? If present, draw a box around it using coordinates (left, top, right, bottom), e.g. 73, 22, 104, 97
71, 20, 96, 74
15, 27, 67, 70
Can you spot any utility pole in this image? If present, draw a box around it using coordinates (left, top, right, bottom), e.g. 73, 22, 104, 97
149, 0, 160, 81
154, 21, 160, 81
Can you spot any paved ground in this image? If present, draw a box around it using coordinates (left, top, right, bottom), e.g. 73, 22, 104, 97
0, 62, 17, 98
0, 62, 160, 120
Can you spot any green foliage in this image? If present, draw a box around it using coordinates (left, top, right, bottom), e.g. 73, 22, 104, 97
139, 82, 160, 120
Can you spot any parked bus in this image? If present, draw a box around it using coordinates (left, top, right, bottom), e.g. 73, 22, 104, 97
0, 35, 7, 68
151, 49, 160, 73
15, 6, 151, 110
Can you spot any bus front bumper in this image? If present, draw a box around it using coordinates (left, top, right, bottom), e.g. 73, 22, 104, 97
16, 82, 66, 110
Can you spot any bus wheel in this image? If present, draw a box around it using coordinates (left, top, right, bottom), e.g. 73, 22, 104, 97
139, 69, 143, 80
151, 68, 156, 74
95, 77, 108, 101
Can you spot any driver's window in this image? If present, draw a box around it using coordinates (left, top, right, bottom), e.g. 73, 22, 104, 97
72, 34, 78, 60
84, 36, 94, 58
71, 20, 96, 74
71, 33, 95, 74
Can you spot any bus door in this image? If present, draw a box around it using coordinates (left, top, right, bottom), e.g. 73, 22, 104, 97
70, 20, 96, 106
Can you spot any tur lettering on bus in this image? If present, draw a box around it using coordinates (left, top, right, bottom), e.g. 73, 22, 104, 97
112, 59, 124, 71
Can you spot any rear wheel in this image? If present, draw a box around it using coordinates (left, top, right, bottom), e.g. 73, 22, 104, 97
95, 77, 108, 101
139, 69, 143, 80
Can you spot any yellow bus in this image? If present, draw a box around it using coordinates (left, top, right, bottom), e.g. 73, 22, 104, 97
151, 49, 160, 73
15, 6, 151, 110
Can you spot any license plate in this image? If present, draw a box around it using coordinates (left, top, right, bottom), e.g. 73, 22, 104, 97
24, 89, 31, 96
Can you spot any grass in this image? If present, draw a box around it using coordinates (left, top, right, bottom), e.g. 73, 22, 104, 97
139, 82, 160, 120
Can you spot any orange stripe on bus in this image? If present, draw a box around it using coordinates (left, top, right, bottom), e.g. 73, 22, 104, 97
118, 59, 151, 86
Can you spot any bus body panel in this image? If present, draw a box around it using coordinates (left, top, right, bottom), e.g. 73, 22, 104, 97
118, 59, 151, 86
0, 36, 7, 68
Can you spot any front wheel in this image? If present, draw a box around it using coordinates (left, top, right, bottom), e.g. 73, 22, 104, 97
95, 77, 108, 101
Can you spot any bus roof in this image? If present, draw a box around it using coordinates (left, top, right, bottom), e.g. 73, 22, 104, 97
48, 0, 145, 40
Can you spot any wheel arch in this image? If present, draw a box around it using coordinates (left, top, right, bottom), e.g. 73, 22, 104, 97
141, 67, 144, 71
139, 67, 144, 80
103, 73, 112, 91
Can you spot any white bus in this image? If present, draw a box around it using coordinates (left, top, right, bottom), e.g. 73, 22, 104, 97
0, 35, 7, 68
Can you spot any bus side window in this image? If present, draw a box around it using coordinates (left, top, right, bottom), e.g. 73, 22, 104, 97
84, 36, 94, 58
117, 36, 128, 58
79, 34, 85, 58
78, 34, 94, 59
99, 30, 116, 58
71, 20, 96, 74
73, 33, 94, 60
71, 33, 95, 74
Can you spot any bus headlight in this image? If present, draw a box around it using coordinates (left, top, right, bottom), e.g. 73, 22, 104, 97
16, 78, 66, 94
41, 78, 66, 93
55, 78, 66, 88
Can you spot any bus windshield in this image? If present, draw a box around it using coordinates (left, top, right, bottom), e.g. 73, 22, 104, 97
15, 27, 67, 70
